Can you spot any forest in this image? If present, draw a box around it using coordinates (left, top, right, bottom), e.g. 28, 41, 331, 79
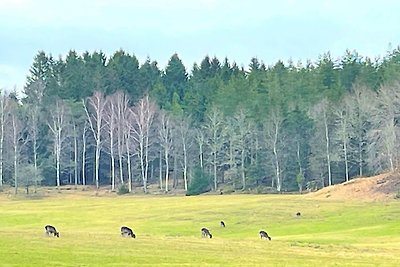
1, 46, 400, 194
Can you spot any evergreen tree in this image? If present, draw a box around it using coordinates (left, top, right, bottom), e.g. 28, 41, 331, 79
139, 57, 161, 94
82, 51, 107, 97
25, 51, 50, 87
60, 50, 85, 100
107, 50, 141, 101
162, 53, 188, 104
316, 52, 337, 90
339, 49, 363, 92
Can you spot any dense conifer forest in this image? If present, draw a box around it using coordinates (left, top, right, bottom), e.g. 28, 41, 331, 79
2, 47, 400, 193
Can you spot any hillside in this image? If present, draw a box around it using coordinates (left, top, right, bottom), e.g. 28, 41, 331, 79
309, 172, 400, 201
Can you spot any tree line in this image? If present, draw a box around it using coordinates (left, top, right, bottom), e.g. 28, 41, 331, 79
2, 46, 400, 194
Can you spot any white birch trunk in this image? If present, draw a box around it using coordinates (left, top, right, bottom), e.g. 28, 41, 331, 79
126, 135, 132, 192
82, 126, 87, 186
159, 149, 163, 189
324, 111, 332, 186
0, 95, 6, 188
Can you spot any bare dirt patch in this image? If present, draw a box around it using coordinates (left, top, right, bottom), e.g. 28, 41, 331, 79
308, 172, 400, 201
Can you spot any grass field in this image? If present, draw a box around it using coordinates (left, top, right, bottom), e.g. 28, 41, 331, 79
0, 192, 399, 266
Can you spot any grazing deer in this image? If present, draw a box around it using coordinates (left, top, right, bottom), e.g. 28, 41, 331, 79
201, 227, 212, 238
259, 230, 271, 240
121, 226, 136, 238
296, 212, 301, 217
220, 221, 226, 227
45, 225, 59, 237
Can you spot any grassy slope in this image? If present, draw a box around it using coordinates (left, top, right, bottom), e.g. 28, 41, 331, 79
0, 193, 399, 266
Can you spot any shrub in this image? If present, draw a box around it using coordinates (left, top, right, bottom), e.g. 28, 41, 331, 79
222, 185, 235, 194
117, 184, 130, 195
296, 171, 305, 193
186, 167, 211, 196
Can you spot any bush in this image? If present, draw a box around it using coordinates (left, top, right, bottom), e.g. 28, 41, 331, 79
117, 184, 130, 195
221, 185, 235, 194
296, 171, 305, 193
186, 167, 211, 196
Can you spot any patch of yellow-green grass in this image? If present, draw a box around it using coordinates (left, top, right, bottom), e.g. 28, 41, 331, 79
0, 193, 399, 266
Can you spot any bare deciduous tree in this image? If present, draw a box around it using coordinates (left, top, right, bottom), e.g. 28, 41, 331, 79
263, 107, 285, 191
83, 91, 108, 189
8, 100, 29, 194
204, 106, 225, 191
114, 91, 130, 186
47, 100, 70, 189
332, 97, 352, 182
132, 95, 156, 193
347, 84, 375, 177
310, 98, 333, 186
223, 117, 238, 187
81, 120, 89, 186
175, 115, 192, 191
25, 80, 45, 192
367, 84, 400, 172
104, 95, 117, 190
236, 109, 253, 189
195, 128, 205, 169
158, 110, 172, 192
124, 108, 134, 192
0, 91, 10, 188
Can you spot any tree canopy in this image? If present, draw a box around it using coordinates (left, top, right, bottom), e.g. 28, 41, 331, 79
2, 46, 400, 193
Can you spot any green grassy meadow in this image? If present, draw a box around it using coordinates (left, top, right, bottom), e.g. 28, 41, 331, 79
0, 192, 399, 266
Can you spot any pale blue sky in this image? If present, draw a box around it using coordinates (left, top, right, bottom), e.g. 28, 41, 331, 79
1, 0, 400, 90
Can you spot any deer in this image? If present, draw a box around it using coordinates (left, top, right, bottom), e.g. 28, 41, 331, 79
220, 221, 226, 227
259, 230, 271, 240
201, 227, 212, 238
121, 226, 136, 238
45, 225, 59, 237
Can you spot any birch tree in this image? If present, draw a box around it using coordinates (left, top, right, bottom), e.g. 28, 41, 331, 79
47, 100, 70, 189
263, 107, 285, 191
158, 110, 172, 192
114, 91, 130, 185
175, 115, 192, 191
234, 108, 252, 190
27, 103, 41, 192
195, 128, 205, 169
310, 98, 334, 186
83, 91, 108, 189
81, 120, 89, 186
0, 92, 10, 188
332, 97, 352, 182
67, 100, 86, 189
367, 83, 400, 172
8, 100, 29, 194
125, 108, 134, 192
204, 106, 225, 191
347, 85, 375, 177
25, 80, 45, 192
132, 95, 156, 193
223, 117, 238, 187
104, 95, 117, 190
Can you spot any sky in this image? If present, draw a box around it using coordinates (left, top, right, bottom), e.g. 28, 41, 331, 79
1, 0, 400, 91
